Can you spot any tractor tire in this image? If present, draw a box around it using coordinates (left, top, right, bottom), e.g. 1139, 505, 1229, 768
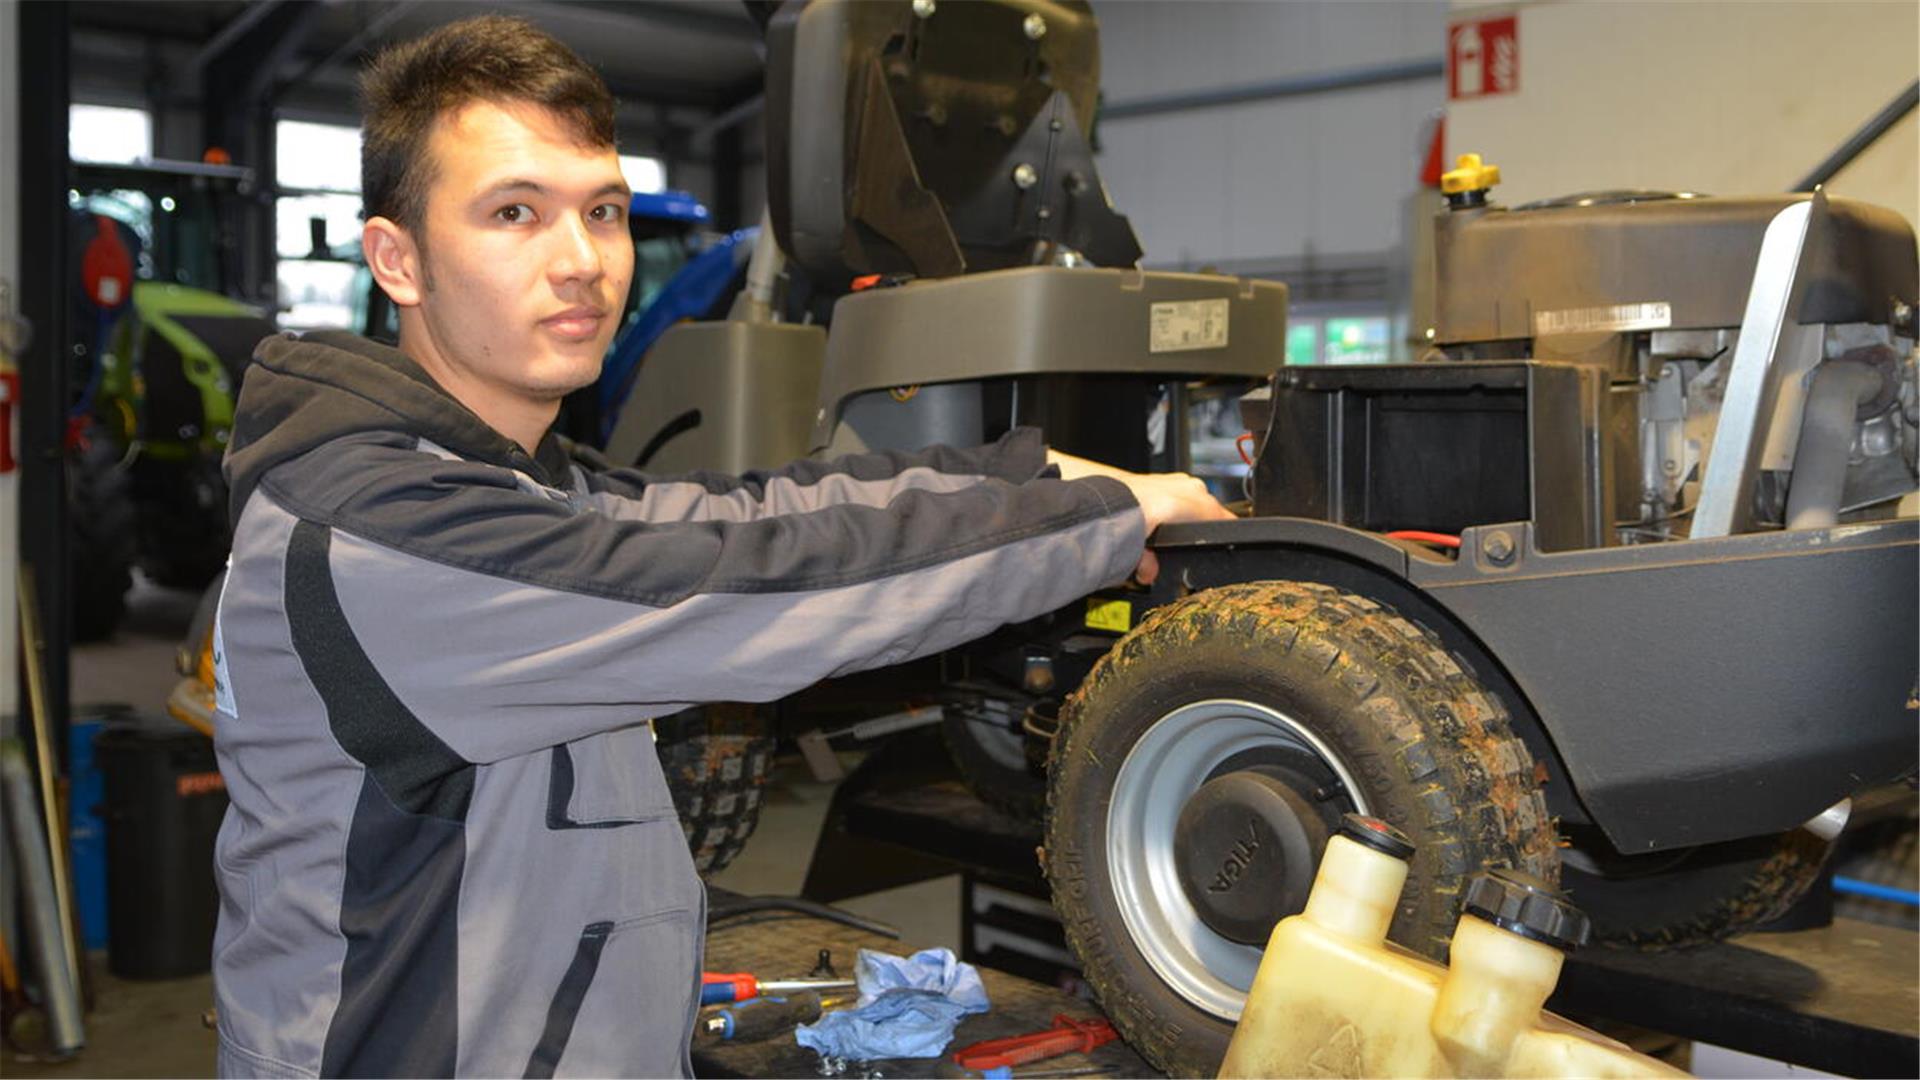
1563, 828, 1834, 949
1044, 581, 1556, 1078
68, 438, 138, 642
134, 459, 231, 590
943, 699, 1047, 820
654, 703, 776, 876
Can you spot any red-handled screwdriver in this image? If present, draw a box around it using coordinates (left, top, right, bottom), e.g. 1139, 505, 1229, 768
700, 971, 856, 1005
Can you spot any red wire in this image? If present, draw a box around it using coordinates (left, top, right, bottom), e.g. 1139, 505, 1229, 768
1235, 432, 1256, 466
1384, 530, 1462, 549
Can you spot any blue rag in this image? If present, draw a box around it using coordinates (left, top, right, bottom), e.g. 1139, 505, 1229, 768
794, 947, 991, 1060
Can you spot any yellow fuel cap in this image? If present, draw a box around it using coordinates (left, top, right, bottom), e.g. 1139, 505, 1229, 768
1441, 153, 1501, 195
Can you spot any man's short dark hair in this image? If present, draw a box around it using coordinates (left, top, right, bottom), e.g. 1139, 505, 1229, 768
360, 14, 618, 238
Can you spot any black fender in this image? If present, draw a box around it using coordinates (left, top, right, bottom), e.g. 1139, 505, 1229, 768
1146, 516, 1919, 854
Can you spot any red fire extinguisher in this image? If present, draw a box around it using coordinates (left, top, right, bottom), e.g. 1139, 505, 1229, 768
0, 367, 18, 474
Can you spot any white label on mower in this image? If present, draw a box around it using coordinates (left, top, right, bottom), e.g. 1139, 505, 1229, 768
213, 582, 237, 718
1150, 298, 1229, 353
1533, 301, 1672, 336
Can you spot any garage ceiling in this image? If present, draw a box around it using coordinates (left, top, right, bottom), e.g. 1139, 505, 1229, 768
70, 0, 768, 114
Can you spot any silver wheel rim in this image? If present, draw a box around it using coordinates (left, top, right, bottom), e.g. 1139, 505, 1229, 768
1105, 698, 1371, 1022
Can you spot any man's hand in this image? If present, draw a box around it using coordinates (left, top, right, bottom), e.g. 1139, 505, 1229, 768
1048, 449, 1236, 584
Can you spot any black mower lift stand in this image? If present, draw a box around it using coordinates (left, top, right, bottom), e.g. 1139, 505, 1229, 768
1551, 916, 1918, 1078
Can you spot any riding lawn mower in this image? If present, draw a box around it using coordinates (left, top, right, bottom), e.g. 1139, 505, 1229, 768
172, 3, 1917, 1075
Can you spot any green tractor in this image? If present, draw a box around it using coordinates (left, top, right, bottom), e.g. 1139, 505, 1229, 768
67, 161, 277, 640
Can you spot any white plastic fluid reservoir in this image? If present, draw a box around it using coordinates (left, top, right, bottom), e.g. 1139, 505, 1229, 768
1218, 814, 1688, 1079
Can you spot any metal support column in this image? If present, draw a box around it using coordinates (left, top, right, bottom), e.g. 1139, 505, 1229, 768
16, 0, 71, 761
714, 124, 745, 232
200, 0, 323, 304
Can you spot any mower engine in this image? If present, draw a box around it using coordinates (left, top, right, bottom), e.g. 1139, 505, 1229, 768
1433, 159, 1918, 545
1254, 157, 1919, 549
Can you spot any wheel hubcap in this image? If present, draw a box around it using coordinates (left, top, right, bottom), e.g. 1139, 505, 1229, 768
1106, 700, 1368, 1022
1174, 769, 1332, 945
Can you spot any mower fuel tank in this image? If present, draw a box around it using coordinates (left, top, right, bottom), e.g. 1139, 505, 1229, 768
1433, 193, 1917, 344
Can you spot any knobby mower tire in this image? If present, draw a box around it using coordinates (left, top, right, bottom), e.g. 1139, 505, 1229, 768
1567, 828, 1834, 949
943, 702, 1048, 820
1044, 581, 1556, 1077
654, 703, 776, 876
69, 439, 137, 642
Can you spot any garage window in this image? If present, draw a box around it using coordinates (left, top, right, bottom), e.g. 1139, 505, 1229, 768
70, 104, 153, 166
274, 119, 365, 331
620, 155, 667, 195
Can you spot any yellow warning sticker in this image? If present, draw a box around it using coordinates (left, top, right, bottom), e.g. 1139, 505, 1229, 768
1085, 598, 1132, 633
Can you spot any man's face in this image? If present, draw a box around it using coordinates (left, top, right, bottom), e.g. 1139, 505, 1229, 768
408, 99, 633, 407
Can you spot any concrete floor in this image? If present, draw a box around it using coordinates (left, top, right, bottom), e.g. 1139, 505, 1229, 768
4, 577, 961, 1078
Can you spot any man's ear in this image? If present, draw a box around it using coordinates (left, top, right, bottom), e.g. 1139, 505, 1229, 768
362, 216, 425, 307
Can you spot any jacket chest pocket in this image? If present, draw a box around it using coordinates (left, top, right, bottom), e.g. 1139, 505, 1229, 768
545, 724, 676, 829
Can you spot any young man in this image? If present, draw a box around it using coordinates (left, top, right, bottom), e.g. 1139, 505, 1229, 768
210, 15, 1230, 1079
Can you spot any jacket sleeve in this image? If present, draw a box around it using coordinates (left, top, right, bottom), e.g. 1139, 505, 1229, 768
262, 434, 1142, 765
572, 427, 1059, 522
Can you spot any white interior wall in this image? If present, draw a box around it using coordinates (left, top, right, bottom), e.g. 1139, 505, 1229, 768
1091, 0, 1448, 271
1444, 0, 1919, 230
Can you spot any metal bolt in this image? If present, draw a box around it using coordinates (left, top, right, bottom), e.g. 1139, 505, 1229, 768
1048, 117, 1063, 132
912, 0, 935, 18
1482, 530, 1516, 566
1012, 162, 1038, 189
1022, 654, 1056, 693
1023, 12, 1047, 39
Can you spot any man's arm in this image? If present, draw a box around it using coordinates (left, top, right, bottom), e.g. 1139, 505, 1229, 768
573, 427, 1055, 523
261, 434, 1143, 765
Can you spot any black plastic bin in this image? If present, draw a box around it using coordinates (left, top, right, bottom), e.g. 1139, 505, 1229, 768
95, 723, 228, 979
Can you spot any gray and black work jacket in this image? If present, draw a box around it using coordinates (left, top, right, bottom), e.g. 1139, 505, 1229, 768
207, 331, 1144, 1079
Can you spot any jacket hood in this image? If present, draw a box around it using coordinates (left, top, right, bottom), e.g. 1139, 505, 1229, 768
224, 331, 573, 526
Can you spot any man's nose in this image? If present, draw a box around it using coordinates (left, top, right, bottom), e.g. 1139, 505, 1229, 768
547, 214, 604, 284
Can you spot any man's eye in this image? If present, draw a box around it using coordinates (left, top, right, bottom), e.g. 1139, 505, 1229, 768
590, 202, 627, 224
496, 203, 535, 224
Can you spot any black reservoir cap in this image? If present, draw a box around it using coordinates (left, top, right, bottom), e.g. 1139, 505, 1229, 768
1463, 868, 1592, 951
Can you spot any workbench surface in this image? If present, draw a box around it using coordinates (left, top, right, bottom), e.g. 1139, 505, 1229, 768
694, 902, 1156, 1079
